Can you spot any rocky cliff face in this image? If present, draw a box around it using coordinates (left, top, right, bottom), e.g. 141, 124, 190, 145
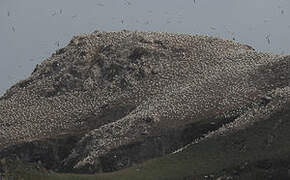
0, 30, 289, 176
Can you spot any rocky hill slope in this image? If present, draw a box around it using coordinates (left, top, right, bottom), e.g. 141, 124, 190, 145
0, 30, 289, 179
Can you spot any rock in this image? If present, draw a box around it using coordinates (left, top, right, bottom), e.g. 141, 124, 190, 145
0, 30, 289, 176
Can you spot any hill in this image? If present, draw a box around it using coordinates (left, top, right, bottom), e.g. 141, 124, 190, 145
0, 30, 289, 179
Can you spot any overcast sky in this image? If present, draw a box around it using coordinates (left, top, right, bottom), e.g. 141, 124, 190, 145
1, 0, 290, 95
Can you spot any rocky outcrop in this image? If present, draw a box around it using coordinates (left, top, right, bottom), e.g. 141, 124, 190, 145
0, 30, 289, 175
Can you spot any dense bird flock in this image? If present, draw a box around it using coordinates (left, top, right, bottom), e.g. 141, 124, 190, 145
0, 30, 289, 173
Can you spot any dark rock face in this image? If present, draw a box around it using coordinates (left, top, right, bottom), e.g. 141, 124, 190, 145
0, 30, 289, 175
0, 136, 80, 171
